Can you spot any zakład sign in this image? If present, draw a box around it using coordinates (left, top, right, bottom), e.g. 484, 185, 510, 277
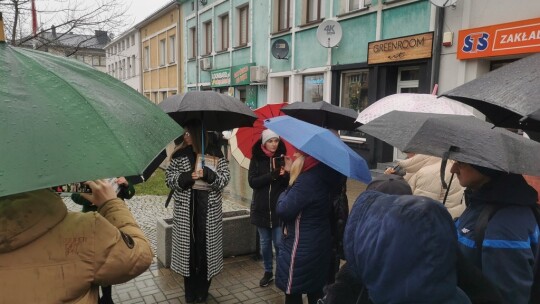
457, 17, 540, 60
210, 63, 255, 87
368, 32, 433, 65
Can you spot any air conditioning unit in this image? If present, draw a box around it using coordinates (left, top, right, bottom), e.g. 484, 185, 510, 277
200, 58, 212, 70
250, 66, 268, 83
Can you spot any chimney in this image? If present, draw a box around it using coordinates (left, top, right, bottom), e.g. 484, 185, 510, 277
0, 12, 5, 43
95, 30, 110, 44
51, 25, 56, 38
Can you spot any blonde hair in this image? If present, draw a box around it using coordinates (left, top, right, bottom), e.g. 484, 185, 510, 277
289, 154, 305, 186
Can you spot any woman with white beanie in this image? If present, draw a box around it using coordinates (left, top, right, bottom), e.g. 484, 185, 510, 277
248, 129, 289, 287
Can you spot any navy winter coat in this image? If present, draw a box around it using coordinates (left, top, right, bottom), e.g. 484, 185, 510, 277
275, 163, 341, 294
456, 174, 539, 304
344, 191, 471, 304
248, 139, 289, 228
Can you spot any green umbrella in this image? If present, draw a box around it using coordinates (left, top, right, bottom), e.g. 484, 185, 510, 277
0, 42, 182, 197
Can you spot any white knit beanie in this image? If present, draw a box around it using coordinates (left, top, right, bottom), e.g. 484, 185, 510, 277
262, 129, 279, 144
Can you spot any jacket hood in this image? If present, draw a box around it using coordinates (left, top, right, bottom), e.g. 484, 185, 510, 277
398, 154, 440, 174
0, 189, 67, 253
468, 173, 537, 207
344, 191, 462, 303
251, 138, 287, 160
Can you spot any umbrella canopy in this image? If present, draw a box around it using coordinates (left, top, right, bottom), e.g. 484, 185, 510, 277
264, 116, 372, 184
0, 43, 182, 197
442, 53, 540, 131
229, 103, 296, 169
356, 93, 474, 124
281, 101, 360, 130
359, 111, 540, 176
159, 91, 257, 131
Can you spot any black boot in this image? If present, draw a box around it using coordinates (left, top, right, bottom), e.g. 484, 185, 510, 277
259, 272, 274, 287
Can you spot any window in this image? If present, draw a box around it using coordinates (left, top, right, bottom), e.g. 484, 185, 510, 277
169, 35, 176, 63
307, 0, 321, 22
278, 0, 291, 31
204, 21, 212, 55
132, 55, 136, 76
189, 27, 196, 59
283, 77, 289, 103
161, 91, 168, 102
159, 39, 166, 66
99, 56, 106, 66
340, 70, 369, 137
92, 56, 100, 66
347, 0, 365, 11
303, 74, 324, 102
238, 5, 249, 46
219, 14, 229, 51
127, 57, 131, 78
397, 66, 419, 93
131, 35, 135, 46
144, 46, 150, 70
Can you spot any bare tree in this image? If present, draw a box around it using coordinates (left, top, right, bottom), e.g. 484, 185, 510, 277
0, 0, 131, 53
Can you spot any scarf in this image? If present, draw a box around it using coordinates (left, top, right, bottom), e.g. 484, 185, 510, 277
261, 144, 275, 158
302, 155, 319, 172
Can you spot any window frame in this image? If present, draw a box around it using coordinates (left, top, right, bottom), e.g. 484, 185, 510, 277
159, 39, 166, 66
189, 27, 196, 59
306, 0, 322, 23
347, 0, 365, 11
144, 46, 150, 70
237, 5, 249, 47
169, 35, 176, 63
277, 0, 291, 31
220, 14, 230, 51
302, 74, 325, 103
204, 21, 213, 55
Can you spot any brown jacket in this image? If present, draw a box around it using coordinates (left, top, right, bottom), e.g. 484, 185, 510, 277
0, 189, 153, 304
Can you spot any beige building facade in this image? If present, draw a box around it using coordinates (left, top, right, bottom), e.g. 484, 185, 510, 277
139, 2, 184, 104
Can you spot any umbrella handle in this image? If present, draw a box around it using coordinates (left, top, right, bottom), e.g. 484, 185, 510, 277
442, 173, 455, 206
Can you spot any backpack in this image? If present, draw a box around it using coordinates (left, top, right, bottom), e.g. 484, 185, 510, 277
474, 204, 540, 303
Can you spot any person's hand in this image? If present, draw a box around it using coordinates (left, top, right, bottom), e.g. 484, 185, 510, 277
192, 170, 201, 180
81, 180, 118, 207
201, 166, 217, 183
284, 156, 293, 172
279, 167, 285, 176
384, 167, 396, 175
116, 176, 128, 186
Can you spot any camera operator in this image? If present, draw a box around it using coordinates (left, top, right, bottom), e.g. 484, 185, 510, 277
0, 180, 153, 304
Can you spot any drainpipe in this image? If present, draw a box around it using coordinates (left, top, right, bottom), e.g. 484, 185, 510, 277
195, 0, 200, 91
430, 6, 444, 92
0, 12, 5, 43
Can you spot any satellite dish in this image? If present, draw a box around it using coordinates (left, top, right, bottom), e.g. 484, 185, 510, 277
317, 20, 342, 48
271, 39, 289, 60
429, 0, 457, 7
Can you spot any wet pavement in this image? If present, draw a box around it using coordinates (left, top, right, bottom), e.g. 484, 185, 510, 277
64, 178, 367, 304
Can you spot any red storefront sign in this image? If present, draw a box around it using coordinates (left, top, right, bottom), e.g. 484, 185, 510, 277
457, 17, 540, 60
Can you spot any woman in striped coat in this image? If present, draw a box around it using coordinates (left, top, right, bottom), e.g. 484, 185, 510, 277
166, 121, 231, 303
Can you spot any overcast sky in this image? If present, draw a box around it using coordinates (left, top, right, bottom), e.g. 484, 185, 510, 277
123, 0, 172, 32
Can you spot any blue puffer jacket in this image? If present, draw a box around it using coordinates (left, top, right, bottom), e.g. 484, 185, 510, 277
456, 174, 539, 304
275, 163, 341, 294
344, 191, 470, 304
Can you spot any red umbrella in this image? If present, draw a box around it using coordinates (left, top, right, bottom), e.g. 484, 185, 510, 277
229, 103, 296, 169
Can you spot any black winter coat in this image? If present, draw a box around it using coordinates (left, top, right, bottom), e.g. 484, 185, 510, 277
248, 139, 289, 228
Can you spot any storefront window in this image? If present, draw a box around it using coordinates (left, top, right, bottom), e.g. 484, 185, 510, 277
341, 70, 369, 138
303, 74, 324, 102
397, 66, 419, 93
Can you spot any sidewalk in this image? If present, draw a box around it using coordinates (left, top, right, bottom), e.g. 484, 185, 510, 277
64, 196, 285, 304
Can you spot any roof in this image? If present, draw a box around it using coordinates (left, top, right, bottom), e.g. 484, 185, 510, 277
20, 30, 110, 50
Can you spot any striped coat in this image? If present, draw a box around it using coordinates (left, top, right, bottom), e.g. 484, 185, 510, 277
165, 146, 231, 280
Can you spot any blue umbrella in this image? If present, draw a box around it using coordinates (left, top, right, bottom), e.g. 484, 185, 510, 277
264, 116, 372, 184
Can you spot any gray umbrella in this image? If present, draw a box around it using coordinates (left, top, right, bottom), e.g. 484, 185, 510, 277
359, 111, 540, 176
281, 101, 360, 130
442, 53, 540, 131
159, 91, 257, 131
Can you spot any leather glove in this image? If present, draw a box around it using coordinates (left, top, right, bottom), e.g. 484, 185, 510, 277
202, 166, 217, 184
178, 172, 195, 189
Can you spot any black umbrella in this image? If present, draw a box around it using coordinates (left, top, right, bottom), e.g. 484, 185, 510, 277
159, 91, 257, 131
281, 101, 360, 130
442, 53, 540, 131
359, 111, 540, 176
